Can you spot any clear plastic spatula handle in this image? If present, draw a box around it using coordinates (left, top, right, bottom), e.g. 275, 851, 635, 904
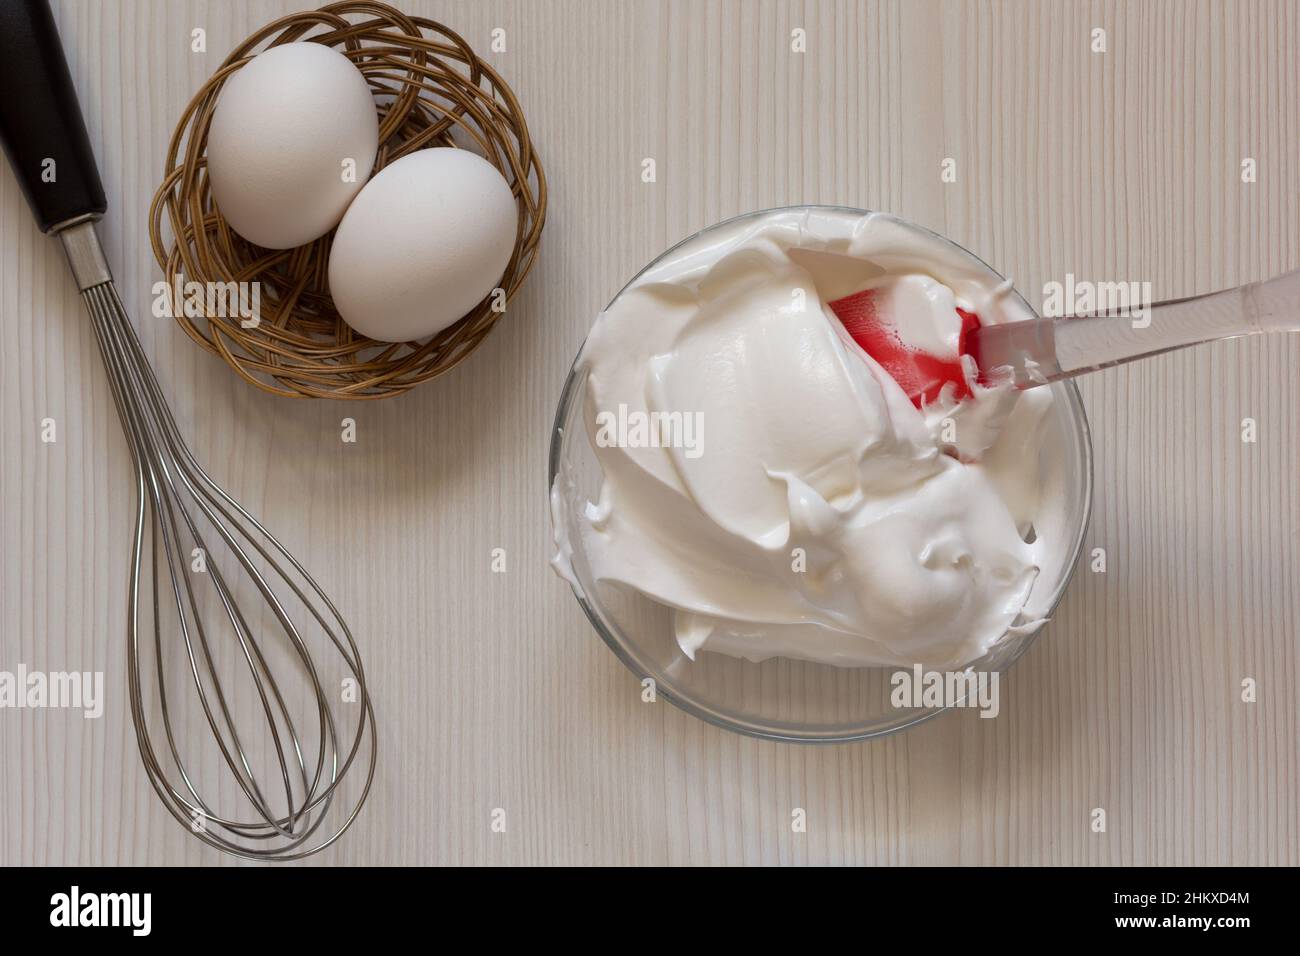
970, 268, 1300, 388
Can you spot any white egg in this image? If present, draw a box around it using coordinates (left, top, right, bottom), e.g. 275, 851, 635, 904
206, 43, 378, 249
328, 148, 518, 342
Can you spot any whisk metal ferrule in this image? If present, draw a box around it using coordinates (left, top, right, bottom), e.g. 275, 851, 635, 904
58, 219, 112, 290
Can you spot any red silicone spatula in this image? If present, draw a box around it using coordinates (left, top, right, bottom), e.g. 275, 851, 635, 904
831, 270, 1300, 404
828, 288, 982, 407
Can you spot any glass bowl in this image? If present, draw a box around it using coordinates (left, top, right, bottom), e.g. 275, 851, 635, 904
549, 206, 1093, 742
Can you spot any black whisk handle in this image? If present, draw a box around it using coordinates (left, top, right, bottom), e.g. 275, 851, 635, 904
0, 0, 106, 233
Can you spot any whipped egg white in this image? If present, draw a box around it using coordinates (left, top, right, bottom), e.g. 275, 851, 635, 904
552, 209, 1060, 669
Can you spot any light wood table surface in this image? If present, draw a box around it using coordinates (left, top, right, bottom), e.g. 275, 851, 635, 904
1, 0, 1297, 866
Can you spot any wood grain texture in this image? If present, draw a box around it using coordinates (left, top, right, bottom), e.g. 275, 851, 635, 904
1, 0, 1296, 865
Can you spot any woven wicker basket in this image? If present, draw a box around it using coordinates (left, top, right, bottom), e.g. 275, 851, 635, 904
149, 1, 546, 399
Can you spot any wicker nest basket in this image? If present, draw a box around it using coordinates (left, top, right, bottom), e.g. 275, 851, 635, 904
148, 1, 546, 399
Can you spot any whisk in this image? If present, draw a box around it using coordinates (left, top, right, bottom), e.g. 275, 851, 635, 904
0, 0, 376, 860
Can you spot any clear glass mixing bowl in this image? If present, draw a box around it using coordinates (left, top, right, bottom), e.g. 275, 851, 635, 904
549, 206, 1093, 742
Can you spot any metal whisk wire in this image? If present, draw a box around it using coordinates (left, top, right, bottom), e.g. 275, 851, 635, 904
0, 0, 375, 862
76, 240, 376, 861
